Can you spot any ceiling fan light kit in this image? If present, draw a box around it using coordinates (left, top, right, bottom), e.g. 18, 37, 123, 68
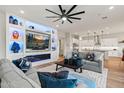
45, 5, 85, 24
62, 17, 67, 21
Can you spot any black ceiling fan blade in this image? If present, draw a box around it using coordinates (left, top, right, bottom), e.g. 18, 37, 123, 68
62, 20, 64, 24
66, 5, 77, 15
46, 16, 60, 18
68, 11, 85, 16
67, 19, 73, 23
59, 5, 64, 14
53, 18, 61, 22
68, 16, 81, 20
45, 9, 61, 16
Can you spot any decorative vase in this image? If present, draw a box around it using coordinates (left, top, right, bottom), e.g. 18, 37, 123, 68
13, 19, 18, 25
9, 16, 14, 24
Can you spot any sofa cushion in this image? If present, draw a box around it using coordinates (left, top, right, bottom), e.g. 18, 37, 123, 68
0, 59, 40, 88
25, 68, 41, 86
84, 61, 99, 67
38, 74, 77, 88
79, 52, 88, 59
94, 52, 102, 61
38, 71, 69, 79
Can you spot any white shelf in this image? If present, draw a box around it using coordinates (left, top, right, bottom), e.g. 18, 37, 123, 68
6, 13, 59, 64
9, 24, 23, 29
25, 51, 51, 56
26, 28, 51, 35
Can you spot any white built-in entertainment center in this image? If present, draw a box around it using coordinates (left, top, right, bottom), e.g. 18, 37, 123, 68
6, 13, 59, 66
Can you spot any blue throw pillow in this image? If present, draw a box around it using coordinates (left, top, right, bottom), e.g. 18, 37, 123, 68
86, 53, 95, 61
37, 71, 69, 79
12, 58, 31, 73
38, 74, 77, 88
12, 58, 22, 68
19, 58, 31, 73
37, 72, 53, 78
73, 58, 82, 67
53, 71, 69, 79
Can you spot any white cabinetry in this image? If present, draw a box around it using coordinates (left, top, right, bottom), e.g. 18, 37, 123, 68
108, 51, 118, 57
78, 38, 119, 57
101, 38, 118, 47
102, 38, 118, 57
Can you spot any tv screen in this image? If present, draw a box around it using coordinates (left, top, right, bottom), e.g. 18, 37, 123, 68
26, 31, 51, 52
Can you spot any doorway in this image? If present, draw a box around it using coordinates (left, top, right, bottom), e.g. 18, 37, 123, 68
59, 39, 64, 57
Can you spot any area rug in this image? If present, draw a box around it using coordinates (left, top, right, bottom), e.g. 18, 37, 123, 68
37, 64, 108, 88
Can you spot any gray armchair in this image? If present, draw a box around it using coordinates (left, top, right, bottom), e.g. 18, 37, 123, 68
79, 51, 104, 73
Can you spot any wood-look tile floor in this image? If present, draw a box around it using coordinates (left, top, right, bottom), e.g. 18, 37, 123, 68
35, 57, 124, 88
105, 57, 124, 88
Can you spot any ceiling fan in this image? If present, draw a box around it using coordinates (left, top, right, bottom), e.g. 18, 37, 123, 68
45, 5, 85, 24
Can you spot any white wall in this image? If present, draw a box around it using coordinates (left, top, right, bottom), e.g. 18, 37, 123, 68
58, 31, 72, 58
58, 31, 66, 39
0, 12, 59, 66
5, 13, 59, 66
64, 32, 73, 58
58, 31, 66, 56
0, 11, 6, 59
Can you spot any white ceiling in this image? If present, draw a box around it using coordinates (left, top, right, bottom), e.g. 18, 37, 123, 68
0, 5, 124, 35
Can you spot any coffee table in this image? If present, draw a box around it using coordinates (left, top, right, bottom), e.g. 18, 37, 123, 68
55, 61, 83, 73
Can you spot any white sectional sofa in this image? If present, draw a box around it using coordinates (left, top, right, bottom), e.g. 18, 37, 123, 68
0, 59, 41, 88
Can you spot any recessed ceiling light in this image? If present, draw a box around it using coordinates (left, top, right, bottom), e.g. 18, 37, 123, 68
79, 37, 82, 40
56, 25, 59, 27
105, 27, 109, 30
87, 30, 91, 33
109, 6, 114, 10
20, 10, 24, 14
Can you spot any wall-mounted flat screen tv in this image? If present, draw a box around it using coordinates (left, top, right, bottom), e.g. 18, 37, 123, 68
26, 31, 51, 52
